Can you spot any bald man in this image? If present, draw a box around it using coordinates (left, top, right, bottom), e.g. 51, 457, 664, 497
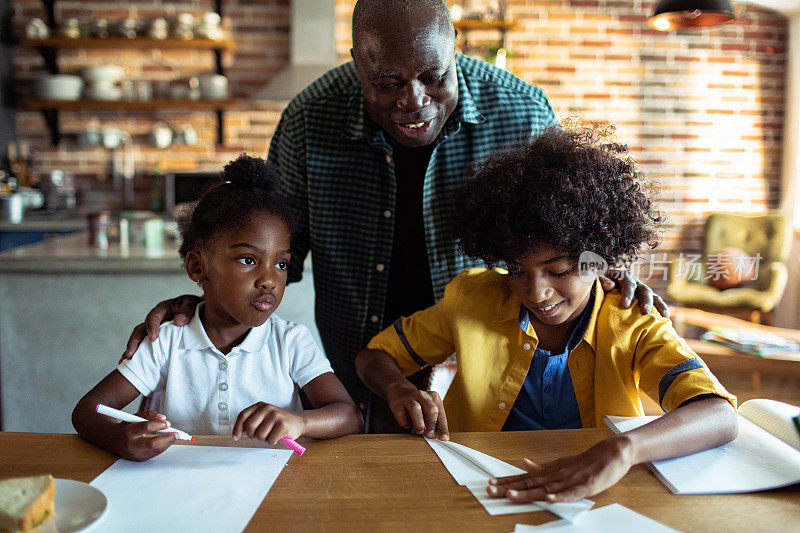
123, 0, 666, 432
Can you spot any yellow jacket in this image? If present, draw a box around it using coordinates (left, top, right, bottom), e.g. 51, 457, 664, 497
367, 268, 736, 432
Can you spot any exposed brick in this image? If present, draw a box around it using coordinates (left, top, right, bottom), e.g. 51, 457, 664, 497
11, 0, 787, 254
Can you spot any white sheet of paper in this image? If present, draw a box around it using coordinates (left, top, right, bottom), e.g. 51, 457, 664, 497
513, 503, 678, 532
605, 415, 800, 494
425, 438, 593, 521
465, 482, 544, 515
90, 444, 293, 532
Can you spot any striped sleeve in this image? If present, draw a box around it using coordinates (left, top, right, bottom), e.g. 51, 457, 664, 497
635, 316, 737, 412
366, 273, 463, 375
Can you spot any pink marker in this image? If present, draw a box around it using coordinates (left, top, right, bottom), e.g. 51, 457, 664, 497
280, 437, 306, 455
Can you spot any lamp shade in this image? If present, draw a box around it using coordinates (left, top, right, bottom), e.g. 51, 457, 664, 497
648, 0, 734, 31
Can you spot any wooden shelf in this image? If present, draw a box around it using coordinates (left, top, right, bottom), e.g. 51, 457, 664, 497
453, 19, 517, 32
23, 37, 237, 51
26, 99, 237, 111
21, 1, 233, 146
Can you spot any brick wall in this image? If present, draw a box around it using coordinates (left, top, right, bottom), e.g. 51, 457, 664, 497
12, 0, 789, 286
335, 0, 789, 289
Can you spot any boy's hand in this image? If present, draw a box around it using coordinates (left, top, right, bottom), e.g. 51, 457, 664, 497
486, 435, 634, 503
385, 381, 449, 440
120, 295, 203, 362
600, 270, 669, 318
111, 410, 176, 462
232, 402, 305, 444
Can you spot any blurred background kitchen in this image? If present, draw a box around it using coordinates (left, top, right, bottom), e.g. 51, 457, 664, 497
0, 0, 799, 433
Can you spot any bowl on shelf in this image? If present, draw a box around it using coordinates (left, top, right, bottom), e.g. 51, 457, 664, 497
33, 74, 83, 101
198, 74, 228, 100
81, 65, 125, 84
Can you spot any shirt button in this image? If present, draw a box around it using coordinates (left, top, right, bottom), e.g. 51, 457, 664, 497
385, 154, 392, 163
218, 361, 228, 371
498, 402, 506, 410
523, 342, 531, 350
376, 263, 385, 272
383, 210, 392, 218
218, 402, 228, 411
219, 383, 228, 391
370, 315, 379, 323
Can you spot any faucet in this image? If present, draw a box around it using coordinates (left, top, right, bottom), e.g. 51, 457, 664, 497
105, 129, 135, 209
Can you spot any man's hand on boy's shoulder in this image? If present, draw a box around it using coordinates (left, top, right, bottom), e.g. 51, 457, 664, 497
120, 294, 204, 362
385, 381, 450, 441
599, 270, 669, 318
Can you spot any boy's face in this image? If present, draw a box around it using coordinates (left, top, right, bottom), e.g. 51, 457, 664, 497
506, 243, 595, 328
197, 213, 291, 329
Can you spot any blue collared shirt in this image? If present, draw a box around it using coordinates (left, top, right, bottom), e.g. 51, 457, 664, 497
502, 288, 596, 431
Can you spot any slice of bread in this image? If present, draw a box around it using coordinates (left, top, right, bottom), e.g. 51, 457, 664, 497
0, 475, 55, 532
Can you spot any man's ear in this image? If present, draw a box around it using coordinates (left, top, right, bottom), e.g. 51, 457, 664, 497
184, 250, 205, 284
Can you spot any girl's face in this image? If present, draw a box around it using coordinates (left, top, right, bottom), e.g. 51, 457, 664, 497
506, 243, 594, 328
195, 213, 291, 329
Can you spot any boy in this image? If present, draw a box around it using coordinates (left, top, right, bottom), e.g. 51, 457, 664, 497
355, 125, 738, 502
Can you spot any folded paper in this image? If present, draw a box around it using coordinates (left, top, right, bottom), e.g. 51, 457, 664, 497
426, 438, 593, 521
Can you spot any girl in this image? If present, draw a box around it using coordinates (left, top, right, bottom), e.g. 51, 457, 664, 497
73, 155, 363, 461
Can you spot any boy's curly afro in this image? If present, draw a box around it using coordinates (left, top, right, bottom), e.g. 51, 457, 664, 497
455, 125, 662, 269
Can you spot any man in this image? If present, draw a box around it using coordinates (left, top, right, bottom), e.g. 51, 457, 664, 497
123, 0, 666, 429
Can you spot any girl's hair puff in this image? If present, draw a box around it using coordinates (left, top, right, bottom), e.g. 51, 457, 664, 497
178, 154, 296, 258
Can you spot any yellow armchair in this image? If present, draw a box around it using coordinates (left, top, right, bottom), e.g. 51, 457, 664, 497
666, 212, 790, 324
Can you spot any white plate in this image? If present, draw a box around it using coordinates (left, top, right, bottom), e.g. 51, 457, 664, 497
41, 479, 107, 533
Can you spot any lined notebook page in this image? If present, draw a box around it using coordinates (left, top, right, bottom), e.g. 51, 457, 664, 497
605, 414, 800, 494
738, 398, 800, 450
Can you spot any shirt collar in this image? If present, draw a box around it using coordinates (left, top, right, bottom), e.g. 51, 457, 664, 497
181, 302, 272, 354
342, 55, 486, 147
497, 277, 604, 350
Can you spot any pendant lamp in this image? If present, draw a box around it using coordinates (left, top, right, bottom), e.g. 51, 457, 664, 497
648, 0, 735, 31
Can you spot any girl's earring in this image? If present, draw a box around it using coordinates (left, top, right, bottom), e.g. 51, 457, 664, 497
196, 279, 202, 287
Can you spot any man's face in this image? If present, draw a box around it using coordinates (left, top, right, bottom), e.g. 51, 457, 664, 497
353, 17, 458, 147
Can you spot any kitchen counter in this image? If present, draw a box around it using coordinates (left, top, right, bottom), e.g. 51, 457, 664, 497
0, 231, 184, 273
0, 215, 86, 252
0, 216, 86, 232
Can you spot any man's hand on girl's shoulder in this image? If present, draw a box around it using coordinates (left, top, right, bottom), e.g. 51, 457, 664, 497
120, 295, 204, 362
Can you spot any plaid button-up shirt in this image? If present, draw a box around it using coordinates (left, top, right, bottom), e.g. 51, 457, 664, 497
267, 54, 556, 406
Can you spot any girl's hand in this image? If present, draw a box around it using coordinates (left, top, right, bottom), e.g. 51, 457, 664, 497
232, 402, 305, 444
486, 435, 635, 503
111, 410, 176, 462
385, 380, 449, 440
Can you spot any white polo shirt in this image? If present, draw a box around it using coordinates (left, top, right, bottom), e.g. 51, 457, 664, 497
117, 304, 333, 435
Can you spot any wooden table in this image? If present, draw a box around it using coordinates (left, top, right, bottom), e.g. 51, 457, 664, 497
670, 307, 800, 392
1, 430, 797, 532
